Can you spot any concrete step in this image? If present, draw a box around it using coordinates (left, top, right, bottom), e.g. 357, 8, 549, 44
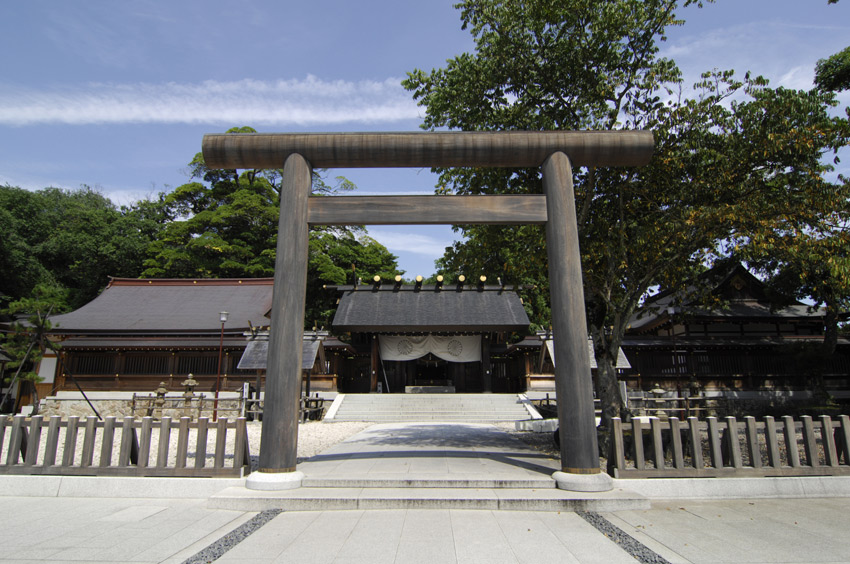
208, 486, 650, 512
328, 393, 538, 423
328, 413, 528, 423
332, 410, 528, 416
302, 475, 557, 489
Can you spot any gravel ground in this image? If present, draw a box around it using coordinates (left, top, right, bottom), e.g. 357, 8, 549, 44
247, 420, 373, 468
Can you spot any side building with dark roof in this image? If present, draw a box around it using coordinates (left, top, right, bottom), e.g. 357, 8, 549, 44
621, 263, 850, 398
45, 278, 276, 394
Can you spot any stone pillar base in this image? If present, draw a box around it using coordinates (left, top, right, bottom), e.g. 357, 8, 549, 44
246, 470, 305, 491
552, 470, 613, 492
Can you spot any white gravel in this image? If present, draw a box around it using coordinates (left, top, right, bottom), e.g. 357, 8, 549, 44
243, 420, 373, 466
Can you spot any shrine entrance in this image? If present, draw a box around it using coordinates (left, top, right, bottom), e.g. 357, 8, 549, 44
202, 131, 653, 492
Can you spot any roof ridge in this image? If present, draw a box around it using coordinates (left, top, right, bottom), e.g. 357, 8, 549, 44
108, 277, 274, 287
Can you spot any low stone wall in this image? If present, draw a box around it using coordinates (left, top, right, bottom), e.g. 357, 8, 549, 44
38, 391, 244, 420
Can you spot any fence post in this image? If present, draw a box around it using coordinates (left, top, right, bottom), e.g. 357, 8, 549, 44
744, 416, 761, 469
81, 417, 98, 467
765, 416, 781, 468
821, 415, 838, 468
43, 416, 62, 467
783, 416, 800, 468
707, 417, 723, 469
118, 416, 136, 467
234, 417, 249, 473
6, 415, 26, 465
156, 417, 172, 468
62, 416, 80, 467
687, 417, 703, 469
801, 415, 818, 467
609, 418, 626, 476
631, 418, 645, 470
138, 417, 153, 468
838, 415, 850, 465
725, 416, 742, 469
0, 418, 7, 462
24, 416, 44, 467
175, 417, 190, 469
650, 418, 665, 470
669, 417, 685, 469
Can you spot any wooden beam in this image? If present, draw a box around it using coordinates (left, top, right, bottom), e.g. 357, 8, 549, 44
307, 195, 547, 225
202, 130, 654, 170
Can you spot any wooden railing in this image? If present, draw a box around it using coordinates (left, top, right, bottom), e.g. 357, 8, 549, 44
0, 415, 251, 477
609, 415, 850, 478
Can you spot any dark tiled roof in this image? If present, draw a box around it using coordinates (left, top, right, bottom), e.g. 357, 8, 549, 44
57, 337, 248, 349
331, 285, 530, 332
628, 263, 823, 332
49, 278, 273, 334
237, 338, 322, 371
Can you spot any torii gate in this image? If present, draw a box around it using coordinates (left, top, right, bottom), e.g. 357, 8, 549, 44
202, 131, 654, 492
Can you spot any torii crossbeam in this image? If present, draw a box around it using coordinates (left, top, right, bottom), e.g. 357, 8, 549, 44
202, 130, 654, 492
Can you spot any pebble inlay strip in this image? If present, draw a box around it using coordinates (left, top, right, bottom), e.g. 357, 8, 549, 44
576, 510, 672, 564
182, 509, 283, 564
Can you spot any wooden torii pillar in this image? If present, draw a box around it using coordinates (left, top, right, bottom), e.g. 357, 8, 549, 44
203, 131, 654, 491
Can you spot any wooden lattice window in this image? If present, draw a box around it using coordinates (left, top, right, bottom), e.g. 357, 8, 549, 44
177, 354, 219, 375
71, 354, 116, 375
123, 354, 170, 375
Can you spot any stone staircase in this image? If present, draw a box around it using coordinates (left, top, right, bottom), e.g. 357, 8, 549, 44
209, 422, 648, 512
325, 393, 538, 422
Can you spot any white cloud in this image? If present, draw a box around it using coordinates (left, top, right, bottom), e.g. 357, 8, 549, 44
0, 76, 419, 126
662, 20, 848, 92
366, 229, 456, 257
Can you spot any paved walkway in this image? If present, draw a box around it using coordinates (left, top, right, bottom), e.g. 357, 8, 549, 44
298, 422, 561, 483
1, 422, 850, 563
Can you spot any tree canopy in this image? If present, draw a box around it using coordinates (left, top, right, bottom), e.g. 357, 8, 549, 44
141, 127, 402, 327
0, 184, 164, 311
1, 127, 401, 331
404, 0, 850, 428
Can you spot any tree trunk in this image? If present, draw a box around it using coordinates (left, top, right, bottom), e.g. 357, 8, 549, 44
813, 300, 839, 405
590, 327, 625, 456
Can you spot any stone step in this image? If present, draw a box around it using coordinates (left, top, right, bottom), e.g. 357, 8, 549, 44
208, 486, 650, 512
329, 393, 538, 423
301, 476, 557, 489
332, 409, 528, 415
328, 413, 528, 423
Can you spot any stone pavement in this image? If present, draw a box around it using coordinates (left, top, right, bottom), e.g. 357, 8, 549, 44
1, 422, 850, 563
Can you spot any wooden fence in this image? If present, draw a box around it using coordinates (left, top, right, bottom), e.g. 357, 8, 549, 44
0, 415, 250, 478
609, 415, 850, 478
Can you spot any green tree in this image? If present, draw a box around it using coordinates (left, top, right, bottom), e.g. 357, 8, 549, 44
0, 284, 67, 414
815, 45, 850, 93
403, 0, 849, 434
0, 185, 165, 310
404, 0, 717, 428
815, 1, 849, 92
306, 231, 401, 325
143, 127, 402, 328
728, 84, 850, 392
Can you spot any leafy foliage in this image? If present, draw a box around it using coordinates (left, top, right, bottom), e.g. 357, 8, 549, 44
815, 45, 850, 93
0, 284, 67, 414
141, 127, 402, 328
404, 0, 850, 426
0, 185, 165, 310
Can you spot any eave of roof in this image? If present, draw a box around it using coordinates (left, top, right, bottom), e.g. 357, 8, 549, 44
49, 278, 274, 334
56, 337, 249, 350
331, 285, 530, 333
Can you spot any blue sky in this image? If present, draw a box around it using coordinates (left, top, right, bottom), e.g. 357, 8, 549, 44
2, 0, 849, 276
